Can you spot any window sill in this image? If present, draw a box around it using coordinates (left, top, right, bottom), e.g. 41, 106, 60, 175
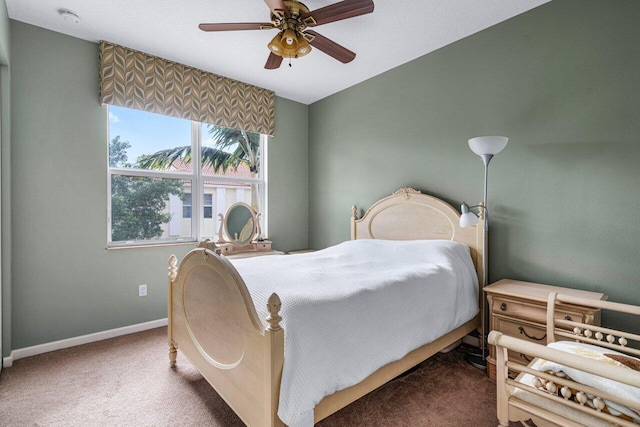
107, 241, 197, 250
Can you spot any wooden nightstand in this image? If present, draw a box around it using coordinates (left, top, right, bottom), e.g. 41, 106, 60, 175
484, 279, 607, 380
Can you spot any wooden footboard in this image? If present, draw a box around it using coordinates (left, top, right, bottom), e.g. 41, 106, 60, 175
489, 293, 640, 427
168, 248, 285, 427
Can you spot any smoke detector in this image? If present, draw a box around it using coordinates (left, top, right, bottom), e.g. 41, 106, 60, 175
59, 9, 80, 24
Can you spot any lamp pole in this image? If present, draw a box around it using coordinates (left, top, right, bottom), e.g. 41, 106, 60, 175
479, 154, 491, 366
481, 154, 492, 232
465, 136, 508, 370
465, 155, 491, 369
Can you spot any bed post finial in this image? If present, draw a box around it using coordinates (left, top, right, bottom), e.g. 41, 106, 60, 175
168, 255, 178, 282
478, 201, 486, 220
266, 293, 282, 331
352, 205, 358, 220
168, 254, 178, 367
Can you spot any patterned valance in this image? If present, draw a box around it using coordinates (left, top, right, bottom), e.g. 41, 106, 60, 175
99, 41, 275, 136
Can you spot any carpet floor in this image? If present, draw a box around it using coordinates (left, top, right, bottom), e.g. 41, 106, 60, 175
0, 327, 509, 426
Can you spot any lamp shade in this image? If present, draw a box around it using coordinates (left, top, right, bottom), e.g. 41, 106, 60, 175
295, 36, 311, 57
468, 136, 509, 156
268, 32, 285, 55
459, 202, 480, 227
281, 29, 298, 48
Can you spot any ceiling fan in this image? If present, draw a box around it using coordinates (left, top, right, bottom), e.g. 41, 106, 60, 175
199, 0, 374, 69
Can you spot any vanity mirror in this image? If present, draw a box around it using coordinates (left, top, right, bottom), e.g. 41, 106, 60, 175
214, 202, 273, 257
224, 202, 256, 245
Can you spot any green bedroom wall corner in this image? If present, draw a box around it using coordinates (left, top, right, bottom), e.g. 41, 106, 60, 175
8, 21, 309, 351
1, 65, 10, 360
307, 0, 640, 333
1, 0, 10, 360
267, 97, 309, 253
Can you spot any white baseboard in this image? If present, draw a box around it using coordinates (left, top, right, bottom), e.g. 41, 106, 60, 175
3, 318, 167, 368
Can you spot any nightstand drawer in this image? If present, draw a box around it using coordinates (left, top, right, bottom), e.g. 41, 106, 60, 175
490, 296, 587, 326
493, 317, 547, 345
492, 317, 545, 372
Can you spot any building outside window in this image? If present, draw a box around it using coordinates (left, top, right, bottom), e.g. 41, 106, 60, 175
183, 193, 192, 219
204, 194, 213, 219
107, 105, 266, 247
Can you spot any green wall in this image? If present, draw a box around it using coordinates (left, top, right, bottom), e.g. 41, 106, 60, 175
308, 0, 640, 331
0, 0, 10, 362
268, 93, 309, 252
7, 0, 640, 354
8, 21, 308, 353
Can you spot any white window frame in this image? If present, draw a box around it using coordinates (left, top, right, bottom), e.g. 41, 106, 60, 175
107, 110, 267, 248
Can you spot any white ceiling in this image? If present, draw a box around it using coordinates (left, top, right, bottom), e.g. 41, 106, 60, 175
7, 0, 549, 105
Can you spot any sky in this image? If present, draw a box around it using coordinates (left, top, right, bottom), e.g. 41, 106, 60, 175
107, 105, 223, 165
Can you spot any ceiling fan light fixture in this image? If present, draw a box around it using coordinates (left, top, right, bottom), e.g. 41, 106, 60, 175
200, 0, 375, 69
268, 29, 311, 59
268, 32, 285, 54
295, 36, 311, 57
281, 29, 298, 47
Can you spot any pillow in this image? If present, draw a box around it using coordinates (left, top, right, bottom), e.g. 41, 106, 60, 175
530, 341, 640, 423
605, 353, 640, 371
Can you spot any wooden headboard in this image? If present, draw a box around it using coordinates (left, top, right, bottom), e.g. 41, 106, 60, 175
351, 187, 485, 283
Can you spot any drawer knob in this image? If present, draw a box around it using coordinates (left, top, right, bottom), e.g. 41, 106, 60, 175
565, 315, 572, 321
518, 326, 547, 341
500, 303, 508, 311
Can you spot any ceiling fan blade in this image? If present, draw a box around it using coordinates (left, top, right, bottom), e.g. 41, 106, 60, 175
302, 0, 374, 27
305, 30, 355, 63
265, 53, 284, 69
264, 0, 286, 12
199, 22, 274, 32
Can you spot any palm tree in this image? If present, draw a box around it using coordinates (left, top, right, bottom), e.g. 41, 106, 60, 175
138, 126, 262, 209
138, 126, 260, 175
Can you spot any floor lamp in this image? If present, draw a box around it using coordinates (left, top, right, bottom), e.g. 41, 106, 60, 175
459, 136, 508, 370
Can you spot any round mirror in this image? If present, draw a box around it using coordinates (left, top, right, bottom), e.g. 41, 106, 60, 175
224, 202, 257, 245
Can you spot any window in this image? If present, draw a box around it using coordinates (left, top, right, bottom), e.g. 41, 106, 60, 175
107, 106, 266, 247
181, 193, 212, 219
183, 194, 192, 219
203, 194, 213, 219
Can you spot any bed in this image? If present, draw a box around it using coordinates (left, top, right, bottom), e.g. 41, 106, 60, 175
489, 292, 640, 427
167, 187, 485, 426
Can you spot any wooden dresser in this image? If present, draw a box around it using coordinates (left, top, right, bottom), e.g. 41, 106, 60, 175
217, 240, 284, 259
484, 279, 607, 380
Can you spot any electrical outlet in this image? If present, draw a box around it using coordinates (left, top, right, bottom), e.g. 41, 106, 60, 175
139, 284, 148, 297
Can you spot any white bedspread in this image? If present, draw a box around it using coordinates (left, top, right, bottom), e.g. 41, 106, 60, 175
230, 239, 479, 427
